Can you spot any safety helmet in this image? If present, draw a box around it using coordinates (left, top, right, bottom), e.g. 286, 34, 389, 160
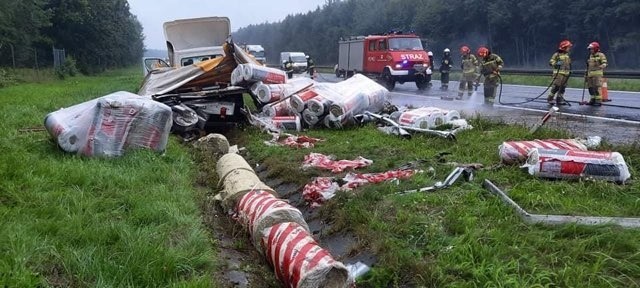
444, 48, 450, 53
477, 46, 489, 58
460, 45, 471, 55
427, 51, 433, 56
305, 55, 310, 59
588, 41, 600, 52
558, 40, 572, 52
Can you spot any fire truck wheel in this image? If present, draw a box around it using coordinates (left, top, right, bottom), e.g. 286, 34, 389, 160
382, 69, 395, 90
416, 74, 429, 90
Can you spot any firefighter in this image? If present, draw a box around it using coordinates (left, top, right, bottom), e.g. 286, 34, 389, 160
306, 55, 316, 79
458, 45, 478, 99
426, 51, 434, 88
439, 48, 453, 90
284, 57, 294, 79
547, 40, 573, 105
477, 46, 503, 106
586, 41, 607, 106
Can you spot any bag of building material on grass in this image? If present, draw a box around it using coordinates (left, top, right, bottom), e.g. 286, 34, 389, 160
499, 137, 602, 165
235, 189, 310, 255
524, 148, 631, 183
261, 222, 349, 288
262, 100, 296, 117
393, 107, 446, 129
242, 63, 287, 84
44, 91, 172, 157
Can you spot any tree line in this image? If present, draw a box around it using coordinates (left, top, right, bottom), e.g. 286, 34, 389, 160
0, 0, 144, 74
233, 0, 640, 70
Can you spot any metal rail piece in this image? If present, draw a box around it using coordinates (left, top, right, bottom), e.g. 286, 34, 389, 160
483, 179, 640, 229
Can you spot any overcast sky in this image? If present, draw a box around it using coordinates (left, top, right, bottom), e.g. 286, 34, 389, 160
128, 0, 327, 50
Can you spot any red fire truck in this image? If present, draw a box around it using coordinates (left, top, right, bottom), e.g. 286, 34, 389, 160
335, 32, 431, 90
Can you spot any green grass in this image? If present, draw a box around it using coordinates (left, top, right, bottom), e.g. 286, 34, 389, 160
0, 67, 218, 287
241, 120, 640, 287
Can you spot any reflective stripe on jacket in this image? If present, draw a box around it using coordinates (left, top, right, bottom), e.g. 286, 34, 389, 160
480, 54, 503, 76
549, 51, 571, 76
587, 52, 607, 77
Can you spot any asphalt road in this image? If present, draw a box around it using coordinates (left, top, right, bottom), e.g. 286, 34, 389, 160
312, 73, 640, 144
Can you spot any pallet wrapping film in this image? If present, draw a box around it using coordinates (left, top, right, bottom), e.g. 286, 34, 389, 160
242, 63, 287, 84
396, 107, 446, 129
262, 222, 349, 288
236, 190, 310, 255
231, 64, 246, 85
44, 91, 172, 157
263, 100, 295, 118
329, 74, 388, 119
499, 138, 601, 165
524, 148, 631, 183
255, 77, 315, 104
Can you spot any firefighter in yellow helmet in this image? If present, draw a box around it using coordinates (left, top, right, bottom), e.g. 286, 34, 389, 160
586, 41, 607, 106
477, 46, 503, 106
547, 40, 573, 105
458, 45, 478, 99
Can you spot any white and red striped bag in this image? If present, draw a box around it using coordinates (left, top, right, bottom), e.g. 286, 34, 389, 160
525, 148, 631, 183
235, 190, 309, 254
262, 222, 349, 288
499, 139, 589, 165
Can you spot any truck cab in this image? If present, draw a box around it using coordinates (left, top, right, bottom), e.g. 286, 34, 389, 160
336, 33, 430, 90
143, 17, 230, 76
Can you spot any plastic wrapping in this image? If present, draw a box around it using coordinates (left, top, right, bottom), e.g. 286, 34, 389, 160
499, 139, 590, 165
262, 222, 349, 288
231, 64, 246, 85
396, 107, 445, 129
242, 63, 287, 84
262, 101, 295, 118
302, 109, 322, 127
290, 89, 319, 113
329, 74, 388, 118
302, 152, 373, 173
524, 148, 631, 183
255, 77, 315, 104
235, 190, 310, 255
44, 91, 172, 157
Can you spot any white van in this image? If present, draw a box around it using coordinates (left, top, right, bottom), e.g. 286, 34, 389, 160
245, 45, 266, 64
280, 52, 307, 73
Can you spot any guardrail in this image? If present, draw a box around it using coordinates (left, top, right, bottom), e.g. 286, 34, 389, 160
306, 66, 640, 79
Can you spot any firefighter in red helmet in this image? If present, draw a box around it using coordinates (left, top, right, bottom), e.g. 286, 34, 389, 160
547, 40, 573, 105
458, 45, 478, 99
477, 46, 503, 106
585, 41, 607, 106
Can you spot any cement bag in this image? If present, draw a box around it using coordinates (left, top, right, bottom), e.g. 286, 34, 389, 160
236, 190, 309, 256
242, 63, 287, 84
396, 107, 445, 129
524, 148, 631, 183
499, 139, 589, 165
262, 222, 349, 288
262, 101, 295, 118
44, 91, 172, 157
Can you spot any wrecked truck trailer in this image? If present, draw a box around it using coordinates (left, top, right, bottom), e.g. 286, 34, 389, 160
139, 41, 267, 137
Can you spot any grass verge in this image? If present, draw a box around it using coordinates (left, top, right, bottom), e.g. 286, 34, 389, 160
240, 118, 640, 287
0, 67, 218, 287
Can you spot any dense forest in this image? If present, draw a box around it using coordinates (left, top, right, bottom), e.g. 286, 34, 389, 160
0, 0, 143, 74
234, 0, 640, 69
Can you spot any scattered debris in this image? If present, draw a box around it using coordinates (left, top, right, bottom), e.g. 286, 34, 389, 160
529, 106, 559, 134
302, 153, 373, 173
264, 133, 324, 148
483, 179, 640, 229
397, 166, 474, 194
523, 148, 631, 183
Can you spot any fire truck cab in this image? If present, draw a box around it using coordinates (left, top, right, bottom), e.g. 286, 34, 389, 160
336, 32, 430, 90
